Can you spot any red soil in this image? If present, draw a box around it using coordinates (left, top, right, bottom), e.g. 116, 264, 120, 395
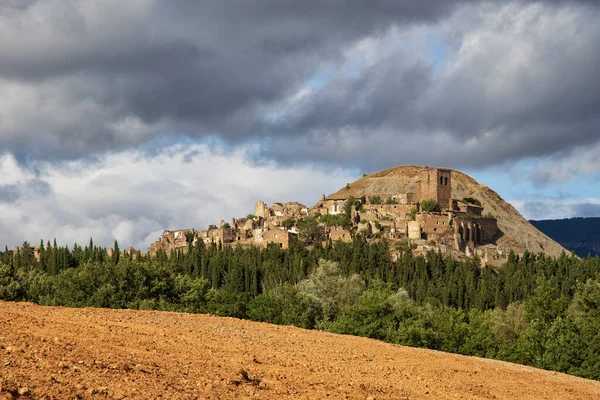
1, 301, 599, 399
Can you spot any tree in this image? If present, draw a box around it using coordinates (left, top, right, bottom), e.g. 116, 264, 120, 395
319, 214, 351, 229
281, 218, 296, 230
297, 217, 323, 245
328, 283, 405, 341
247, 283, 319, 329
112, 240, 120, 265
343, 196, 362, 216
420, 199, 440, 212
297, 259, 364, 320
408, 207, 417, 221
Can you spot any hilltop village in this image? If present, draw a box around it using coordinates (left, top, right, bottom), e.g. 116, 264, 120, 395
148, 167, 506, 264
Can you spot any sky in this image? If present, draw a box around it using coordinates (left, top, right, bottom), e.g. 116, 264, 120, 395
1, 0, 600, 250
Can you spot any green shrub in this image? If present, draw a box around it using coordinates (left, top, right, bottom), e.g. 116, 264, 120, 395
461, 197, 482, 207
282, 218, 296, 229
343, 196, 362, 214
297, 259, 364, 320
247, 283, 319, 329
319, 214, 351, 229
296, 217, 324, 244
421, 199, 440, 212
408, 207, 417, 221
369, 195, 382, 204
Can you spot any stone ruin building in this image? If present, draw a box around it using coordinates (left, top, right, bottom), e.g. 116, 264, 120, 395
148, 167, 501, 263
148, 201, 309, 256
311, 167, 500, 259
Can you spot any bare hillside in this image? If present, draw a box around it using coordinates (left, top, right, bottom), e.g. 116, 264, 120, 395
326, 165, 566, 257
2, 301, 599, 399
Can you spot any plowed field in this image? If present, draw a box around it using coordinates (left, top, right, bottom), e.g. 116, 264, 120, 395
1, 301, 599, 399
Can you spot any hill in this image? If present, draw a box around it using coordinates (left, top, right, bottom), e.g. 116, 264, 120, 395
325, 165, 566, 257
531, 217, 600, 257
2, 301, 600, 400
148, 165, 567, 263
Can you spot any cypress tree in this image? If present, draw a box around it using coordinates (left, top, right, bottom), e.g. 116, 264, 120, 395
112, 240, 120, 265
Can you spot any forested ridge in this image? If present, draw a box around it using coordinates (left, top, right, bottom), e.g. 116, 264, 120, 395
1, 238, 600, 381
531, 217, 600, 257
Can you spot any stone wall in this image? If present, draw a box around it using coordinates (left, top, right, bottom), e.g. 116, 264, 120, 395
416, 212, 453, 240
262, 229, 297, 249
148, 229, 196, 256
328, 226, 352, 243
477, 217, 499, 243
197, 227, 234, 245
323, 199, 344, 215
458, 203, 483, 216
408, 221, 422, 239
255, 200, 270, 219
362, 204, 415, 222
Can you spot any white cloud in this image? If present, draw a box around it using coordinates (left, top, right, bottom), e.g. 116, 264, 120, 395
510, 197, 600, 220
0, 146, 356, 251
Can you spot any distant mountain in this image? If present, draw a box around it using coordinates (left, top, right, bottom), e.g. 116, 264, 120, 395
530, 218, 600, 257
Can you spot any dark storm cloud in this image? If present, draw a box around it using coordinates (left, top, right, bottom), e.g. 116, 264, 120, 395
256, 1, 600, 172
1, 0, 600, 174
0, 0, 464, 159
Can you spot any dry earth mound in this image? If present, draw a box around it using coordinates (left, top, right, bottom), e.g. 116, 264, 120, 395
2, 301, 599, 399
327, 165, 566, 256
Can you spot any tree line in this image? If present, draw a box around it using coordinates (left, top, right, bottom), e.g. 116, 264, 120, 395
1, 237, 599, 380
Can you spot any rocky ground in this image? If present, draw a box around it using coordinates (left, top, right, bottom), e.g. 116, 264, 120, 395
1, 301, 599, 399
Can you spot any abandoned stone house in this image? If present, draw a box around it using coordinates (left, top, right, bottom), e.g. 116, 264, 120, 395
13, 244, 42, 262
312, 167, 499, 252
147, 201, 309, 255
147, 167, 499, 257
262, 229, 297, 248
327, 226, 353, 243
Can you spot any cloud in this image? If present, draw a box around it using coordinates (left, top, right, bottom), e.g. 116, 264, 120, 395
0, 0, 465, 162
523, 141, 600, 187
0, 0, 598, 175
257, 1, 600, 172
512, 198, 600, 220
0, 146, 356, 250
